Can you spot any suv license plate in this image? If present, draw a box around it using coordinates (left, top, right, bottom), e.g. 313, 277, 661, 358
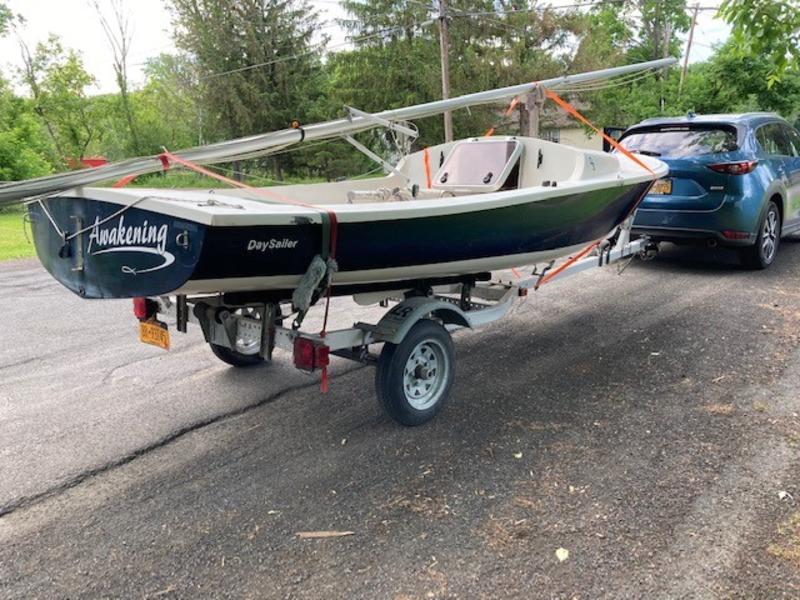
651, 178, 672, 195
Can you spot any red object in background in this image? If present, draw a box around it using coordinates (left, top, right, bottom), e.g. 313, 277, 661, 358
81, 156, 108, 168
66, 156, 108, 169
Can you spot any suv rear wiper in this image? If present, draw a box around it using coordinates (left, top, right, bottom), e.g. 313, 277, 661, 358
636, 149, 662, 157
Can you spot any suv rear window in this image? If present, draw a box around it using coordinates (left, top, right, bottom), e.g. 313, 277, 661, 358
619, 126, 738, 158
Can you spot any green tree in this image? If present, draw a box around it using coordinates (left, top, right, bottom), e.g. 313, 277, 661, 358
168, 0, 328, 178
135, 53, 204, 154
0, 1, 53, 184
579, 39, 800, 131
333, 0, 584, 144
0, 2, 12, 36
18, 36, 101, 165
0, 79, 53, 182
92, 0, 142, 155
683, 41, 800, 117
719, 0, 800, 86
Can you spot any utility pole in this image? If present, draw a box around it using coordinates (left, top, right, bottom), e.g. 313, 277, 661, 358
437, 0, 454, 142
660, 21, 671, 112
678, 3, 699, 97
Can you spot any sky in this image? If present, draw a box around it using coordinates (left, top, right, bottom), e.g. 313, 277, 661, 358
0, 0, 729, 96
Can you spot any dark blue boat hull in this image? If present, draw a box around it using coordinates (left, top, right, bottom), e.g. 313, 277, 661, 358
29, 181, 649, 300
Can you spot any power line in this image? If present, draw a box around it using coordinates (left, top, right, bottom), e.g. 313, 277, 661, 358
136, 0, 720, 82
199, 19, 433, 81
450, 1, 722, 18
449, 0, 627, 18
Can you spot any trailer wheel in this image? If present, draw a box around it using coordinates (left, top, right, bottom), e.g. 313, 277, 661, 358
209, 343, 264, 367
376, 319, 454, 426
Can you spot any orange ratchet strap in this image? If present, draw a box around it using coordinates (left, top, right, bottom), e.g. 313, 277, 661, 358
544, 89, 655, 176
484, 97, 520, 137
493, 87, 657, 287
423, 147, 432, 189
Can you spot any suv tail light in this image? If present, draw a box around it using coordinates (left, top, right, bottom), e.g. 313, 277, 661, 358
707, 160, 758, 175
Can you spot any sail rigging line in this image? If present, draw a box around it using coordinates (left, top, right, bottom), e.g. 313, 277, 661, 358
551, 68, 659, 93
194, 161, 385, 188
34, 193, 153, 253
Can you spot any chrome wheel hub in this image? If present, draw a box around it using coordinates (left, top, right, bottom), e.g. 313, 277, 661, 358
403, 340, 449, 410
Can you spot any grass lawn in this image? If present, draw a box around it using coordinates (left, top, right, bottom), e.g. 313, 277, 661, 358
0, 209, 36, 262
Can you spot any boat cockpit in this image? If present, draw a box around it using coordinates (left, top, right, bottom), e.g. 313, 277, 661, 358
219, 136, 624, 207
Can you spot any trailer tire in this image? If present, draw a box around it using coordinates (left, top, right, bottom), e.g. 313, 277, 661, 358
376, 319, 454, 426
209, 343, 264, 367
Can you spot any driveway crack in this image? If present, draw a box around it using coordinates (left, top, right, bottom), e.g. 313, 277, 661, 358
0, 364, 366, 519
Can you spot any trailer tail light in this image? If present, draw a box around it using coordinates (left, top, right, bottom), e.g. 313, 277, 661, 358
707, 161, 758, 175
722, 230, 750, 240
293, 338, 330, 372
132, 297, 157, 321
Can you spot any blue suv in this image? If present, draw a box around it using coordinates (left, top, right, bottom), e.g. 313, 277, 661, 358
619, 113, 800, 269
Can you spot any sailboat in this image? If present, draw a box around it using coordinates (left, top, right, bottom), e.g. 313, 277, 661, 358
2, 59, 672, 302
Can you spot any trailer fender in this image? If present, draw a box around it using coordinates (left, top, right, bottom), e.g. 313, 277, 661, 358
373, 296, 470, 344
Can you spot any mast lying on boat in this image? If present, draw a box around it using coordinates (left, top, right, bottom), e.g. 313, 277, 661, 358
0, 57, 677, 207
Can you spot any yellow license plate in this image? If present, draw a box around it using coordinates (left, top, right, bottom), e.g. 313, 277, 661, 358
651, 178, 673, 195
139, 320, 170, 350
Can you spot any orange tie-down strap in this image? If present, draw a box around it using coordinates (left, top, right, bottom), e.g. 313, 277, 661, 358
543, 89, 655, 176
423, 147, 432, 189
497, 87, 658, 287
484, 97, 521, 137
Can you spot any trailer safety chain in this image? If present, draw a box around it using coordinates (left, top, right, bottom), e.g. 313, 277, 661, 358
535, 243, 600, 289
529, 260, 555, 289
616, 254, 636, 275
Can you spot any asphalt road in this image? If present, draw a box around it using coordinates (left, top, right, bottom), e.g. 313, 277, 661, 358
1, 243, 799, 598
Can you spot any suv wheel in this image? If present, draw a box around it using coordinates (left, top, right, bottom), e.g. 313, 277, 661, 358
740, 201, 780, 270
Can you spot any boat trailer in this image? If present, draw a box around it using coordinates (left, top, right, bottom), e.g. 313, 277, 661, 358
141, 221, 657, 426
